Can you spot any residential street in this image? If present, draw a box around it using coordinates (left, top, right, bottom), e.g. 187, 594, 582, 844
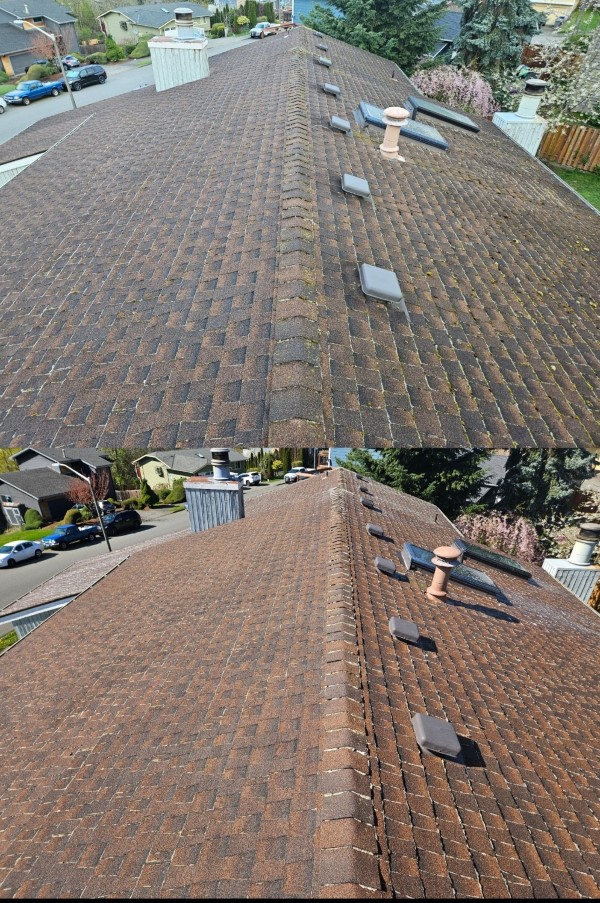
0, 34, 253, 146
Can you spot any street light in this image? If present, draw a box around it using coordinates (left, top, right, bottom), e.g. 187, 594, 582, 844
13, 18, 77, 110
51, 461, 112, 552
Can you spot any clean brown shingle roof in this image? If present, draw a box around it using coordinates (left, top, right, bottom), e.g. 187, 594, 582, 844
0, 28, 598, 448
1, 470, 599, 897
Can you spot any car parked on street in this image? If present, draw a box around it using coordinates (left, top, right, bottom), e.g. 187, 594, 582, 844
43, 524, 101, 550
250, 22, 274, 37
0, 540, 44, 568
61, 55, 81, 69
284, 466, 307, 484
241, 471, 261, 486
101, 509, 142, 536
0, 97, 6, 114
4, 79, 63, 105
62, 64, 106, 92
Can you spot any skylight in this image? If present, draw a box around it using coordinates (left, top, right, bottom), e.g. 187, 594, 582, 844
406, 95, 480, 133
401, 542, 499, 596
354, 102, 448, 150
453, 538, 532, 579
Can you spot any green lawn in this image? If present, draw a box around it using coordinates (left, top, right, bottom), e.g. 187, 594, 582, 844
0, 84, 13, 96
0, 630, 19, 653
548, 165, 600, 211
0, 526, 56, 543
561, 9, 600, 34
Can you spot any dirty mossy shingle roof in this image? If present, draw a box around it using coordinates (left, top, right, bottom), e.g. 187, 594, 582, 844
0, 469, 599, 897
0, 27, 598, 448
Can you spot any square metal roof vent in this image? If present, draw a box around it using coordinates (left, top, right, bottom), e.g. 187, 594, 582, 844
317, 42, 328, 50
375, 556, 396, 575
359, 263, 403, 304
361, 498, 375, 509
389, 617, 420, 644
318, 56, 332, 67
323, 82, 341, 96
330, 115, 351, 134
341, 173, 370, 197
412, 713, 461, 758
366, 523, 384, 537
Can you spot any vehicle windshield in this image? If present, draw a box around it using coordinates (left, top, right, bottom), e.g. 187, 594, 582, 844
0, 545, 15, 553
66, 71, 79, 78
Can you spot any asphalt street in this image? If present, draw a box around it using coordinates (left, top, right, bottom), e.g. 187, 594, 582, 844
0, 34, 254, 146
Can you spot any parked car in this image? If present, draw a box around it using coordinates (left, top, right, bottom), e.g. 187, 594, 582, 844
0, 540, 44, 568
61, 55, 81, 69
101, 509, 141, 536
43, 524, 101, 550
99, 499, 116, 513
4, 79, 63, 105
28, 58, 50, 69
250, 22, 274, 38
0, 97, 6, 115
62, 64, 106, 92
284, 466, 307, 484
241, 471, 261, 486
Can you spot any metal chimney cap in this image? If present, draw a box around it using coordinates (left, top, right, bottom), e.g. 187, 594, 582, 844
524, 78, 546, 95
578, 522, 600, 538
431, 545, 462, 567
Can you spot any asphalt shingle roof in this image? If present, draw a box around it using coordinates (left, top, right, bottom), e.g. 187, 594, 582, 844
104, 3, 211, 28
0, 1, 75, 24
0, 466, 72, 498
11, 447, 112, 470
0, 470, 599, 897
0, 28, 598, 448
133, 448, 246, 473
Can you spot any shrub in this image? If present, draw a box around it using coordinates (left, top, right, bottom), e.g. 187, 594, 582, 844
166, 479, 185, 504
23, 508, 44, 529
411, 65, 498, 118
0, 71, 9, 84
211, 22, 226, 37
129, 39, 150, 59
257, 16, 268, 22
22, 64, 46, 80
454, 512, 543, 564
157, 487, 171, 501
123, 497, 141, 510
63, 508, 82, 525
139, 480, 159, 508
120, 42, 137, 55
237, 15, 249, 27
86, 52, 107, 63
105, 35, 126, 61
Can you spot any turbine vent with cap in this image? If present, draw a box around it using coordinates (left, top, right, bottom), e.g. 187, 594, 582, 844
426, 545, 461, 602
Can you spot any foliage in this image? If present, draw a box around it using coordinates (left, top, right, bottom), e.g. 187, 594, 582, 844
29, 29, 55, 64
0, 630, 18, 653
63, 508, 83, 525
271, 459, 283, 475
455, 511, 543, 563
66, 471, 110, 510
128, 37, 150, 59
139, 479, 159, 508
339, 449, 491, 519
166, 478, 186, 504
69, 0, 101, 35
0, 449, 19, 472
0, 72, 9, 84
244, 0, 258, 27
588, 578, 600, 613
23, 64, 47, 81
101, 448, 144, 490
120, 42, 137, 55
123, 497, 142, 510
211, 23, 226, 37
302, 0, 447, 76
237, 16, 250, 27
453, 0, 543, 76
86, 52, 108, 63
495, 449, 596, 526
24, 508, 44, 530
411, 65, 498, 117
280, 448, 292, 472
105, 35, 126, 61
264, 2, 275, 21
257, 15, 268, 22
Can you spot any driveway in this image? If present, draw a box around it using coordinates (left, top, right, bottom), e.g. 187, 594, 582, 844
0, 35, 253, 146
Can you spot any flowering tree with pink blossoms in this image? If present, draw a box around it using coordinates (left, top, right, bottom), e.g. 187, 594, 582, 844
411, 65, 499, 118
455, 512, 544, 564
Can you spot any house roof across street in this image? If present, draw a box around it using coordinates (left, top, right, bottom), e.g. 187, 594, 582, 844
0, 469, 598, 897
0, 27, 598, 448
0, 466, 73, 499
100, 3, 211, 27
133, 447, 246, 473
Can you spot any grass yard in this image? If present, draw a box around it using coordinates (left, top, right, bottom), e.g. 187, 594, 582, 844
561, 9, 600, 34
1, 527, 55, 543
0, 630, 18, 653
548, 164, 600, 211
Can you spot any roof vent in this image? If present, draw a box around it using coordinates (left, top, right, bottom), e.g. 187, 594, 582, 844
359, 263, 408, 318
355, 101, 448, 150
361, 498, 375, 509
323, 82, 341, 96
516, 78, 547, 119
359, 486, 369, 494
366, 523, 384, 537
211, 447, 231, 481
412, 713, 461, 758
389, 617, 420, 644
379, 106, 411, 162
426, 545, 462, 602
375, 556, 396, 575
569, 522, 600, 566
341, 173, 370, 197
317, 56, 332, 67
317, 42, 328, 50
330, 115, 351, 134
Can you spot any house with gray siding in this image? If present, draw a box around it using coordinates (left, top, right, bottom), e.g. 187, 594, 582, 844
0, 0, 79, 76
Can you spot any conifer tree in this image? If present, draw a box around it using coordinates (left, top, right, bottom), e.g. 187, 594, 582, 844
453, 0, 542, 76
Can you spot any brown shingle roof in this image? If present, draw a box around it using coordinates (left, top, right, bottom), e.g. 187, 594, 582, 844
0, 28, 598, 447
1, 469, 599, 897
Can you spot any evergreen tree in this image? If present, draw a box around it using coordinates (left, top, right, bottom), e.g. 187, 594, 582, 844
245, 0, 258, 27
302, 0, 446, 75
101, 448, 146, 491
495, 449, 596, 524
453, 0, 543, 76
139, 479, 159, 508
264, 2, 274, 21
0, 449, 19, 473
339, 448, 491, 519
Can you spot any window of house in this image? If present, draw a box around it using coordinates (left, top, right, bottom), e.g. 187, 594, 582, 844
120, 20, 128, 29
156, 467, 164, 478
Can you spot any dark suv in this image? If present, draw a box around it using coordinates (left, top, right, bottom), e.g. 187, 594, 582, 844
101, 509, 142, 536
63, 64, 107, 91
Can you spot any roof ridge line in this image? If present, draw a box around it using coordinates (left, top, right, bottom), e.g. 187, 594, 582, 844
267, 32, 325, 447
314, 482, 384, 896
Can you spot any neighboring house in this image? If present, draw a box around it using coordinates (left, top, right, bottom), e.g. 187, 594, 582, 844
0, 468, 74, 525
10, 447, 116, 498
133, 448, 246, 490
431, 8, 462, 59
0, 28, 599, 448
97, 3, 211, 44
0, 469, 599, 896
0, 0, 79, 76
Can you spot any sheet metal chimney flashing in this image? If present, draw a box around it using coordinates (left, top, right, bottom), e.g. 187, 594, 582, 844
569, 522, 600, 566
341, 173, 370, 197
375, 556, 396, 576
379, 106, 411, 162
426, 545, 462, 601
366, 523, 384, 537
389, 617, 420, 644
412, 713, 461, 758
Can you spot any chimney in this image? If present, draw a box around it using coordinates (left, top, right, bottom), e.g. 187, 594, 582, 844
569, 522, 600, 566
426, 545, 462, 602
183, 448, 245, 533
379, 107, 411, 162
492, 78, 548, 156
149, 7, 209, 93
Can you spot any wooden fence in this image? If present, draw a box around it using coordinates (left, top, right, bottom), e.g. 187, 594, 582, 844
538, 124, 600, 172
